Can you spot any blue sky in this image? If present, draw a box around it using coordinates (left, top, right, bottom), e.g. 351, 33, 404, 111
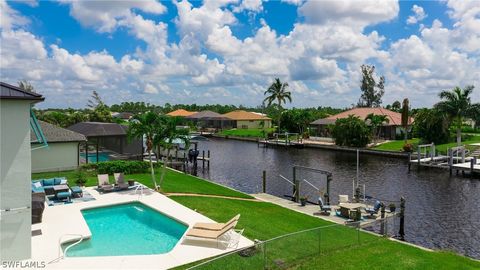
1, 0, 479, 109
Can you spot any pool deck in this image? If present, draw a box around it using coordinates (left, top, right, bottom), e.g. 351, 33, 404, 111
30, 186, 253, 269
252, 193, 395, 226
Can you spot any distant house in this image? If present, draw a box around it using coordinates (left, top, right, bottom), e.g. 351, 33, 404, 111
111, 112, 133, 120
67, 122, 143, 163
31, 121, 87, 173
185, 110, 234, 130
311, 107, 413, 140
1, 81, 44, 260
222, 110, 272, 129
167, 109, 197, 117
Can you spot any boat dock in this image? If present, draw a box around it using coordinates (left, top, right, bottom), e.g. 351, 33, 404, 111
252, 193, 395, 227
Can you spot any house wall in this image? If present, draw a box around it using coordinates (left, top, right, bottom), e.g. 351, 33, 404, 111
236, 120, 272, 129
31, 142, 80, 173
0, 99, 32, 260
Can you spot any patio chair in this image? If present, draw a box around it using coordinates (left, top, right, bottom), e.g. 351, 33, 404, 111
365, 200, 382, 217
193, 214, 240, 231
114, 173, 129, 190
184, 219, 244, 248
318, 197, 332, 214
97, 174, 114, 193
338, 194, 349, 203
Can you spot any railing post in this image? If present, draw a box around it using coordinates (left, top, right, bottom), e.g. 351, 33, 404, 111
399, 197, 405, 240
262, 170, 266, 193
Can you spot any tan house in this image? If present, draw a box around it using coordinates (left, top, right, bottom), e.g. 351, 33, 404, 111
166, 109, 197, 117
222, 110, 272, 129
311, 107, 413, 140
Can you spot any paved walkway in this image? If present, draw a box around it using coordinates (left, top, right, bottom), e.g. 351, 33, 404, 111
166, 192, 261, 202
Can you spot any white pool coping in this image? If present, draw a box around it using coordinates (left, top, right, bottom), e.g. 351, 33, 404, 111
29, 186, 253, 269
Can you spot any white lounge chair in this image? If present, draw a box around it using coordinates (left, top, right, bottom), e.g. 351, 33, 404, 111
114, 173, 129, 190
193, 214, 240, 231
97, 174, 114, 192
184, 218, 243, 248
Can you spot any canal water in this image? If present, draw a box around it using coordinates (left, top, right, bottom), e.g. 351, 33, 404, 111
194, 137, 480, 259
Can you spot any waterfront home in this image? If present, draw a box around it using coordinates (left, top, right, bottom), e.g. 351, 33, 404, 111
185, 110, 234, 130
166, 109, 198, 117
111, 112, 133, 120
67, 122, 143, 163
311, 107, 413, 140
31, 121, 86, 173
1, 81, 44, 260
222, 110, 272, 129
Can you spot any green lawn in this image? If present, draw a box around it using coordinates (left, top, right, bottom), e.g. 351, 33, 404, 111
220, 128, 275, 138
172, 197, 480, 270
373, 136, 480, 154
31, 167, 253, 199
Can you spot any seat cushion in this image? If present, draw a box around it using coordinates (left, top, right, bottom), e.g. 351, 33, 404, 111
56, 191, 70, 199
31, 182, 45, 193
71, 186, 82, 194
54, 178, 63, 185
43, 178, 55, 186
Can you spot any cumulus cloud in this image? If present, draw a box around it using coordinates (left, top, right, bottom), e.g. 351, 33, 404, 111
406, 5, 427, 25
0, 0, 30, 29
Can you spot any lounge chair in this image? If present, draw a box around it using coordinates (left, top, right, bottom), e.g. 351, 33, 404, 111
114, 173, 129, 190
318, 197, 332, 214
185, 219, 243, 248
365, 200, 382, 217
193, 214, 240, 231
97, 174, 114, 193
338, 194, 349, 203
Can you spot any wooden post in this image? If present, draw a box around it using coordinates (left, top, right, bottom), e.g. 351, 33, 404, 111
448, 148, 453, 175
408, 152, 411, 172
326, 174, 332, 205
399, 197, 405, 241
292, 166, 297, 202
380, 203, 386, 236
207, 150, 210, 168
202, 150, 205, 168
262, 170, 266, 193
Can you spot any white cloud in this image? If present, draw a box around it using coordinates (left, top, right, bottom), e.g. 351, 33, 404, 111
406, 5, 427, 25
0, 0, 30, 29
144, 83, 159, 94
232, 0, 263, 13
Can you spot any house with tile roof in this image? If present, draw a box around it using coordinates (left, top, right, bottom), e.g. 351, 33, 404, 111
222, 110, 272, 129
311, 107, 414, 140
166, 109, 198, 117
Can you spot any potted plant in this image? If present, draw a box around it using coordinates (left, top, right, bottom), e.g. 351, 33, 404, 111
300, 196, 308, 206
389, 203, 396, 212
403, 143, 413, 152
128, 179, 135, 186
74, 168, 87, 187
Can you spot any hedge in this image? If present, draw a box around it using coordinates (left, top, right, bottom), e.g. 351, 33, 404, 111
81, 160, 151, 175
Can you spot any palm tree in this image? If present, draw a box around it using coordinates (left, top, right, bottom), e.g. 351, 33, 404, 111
155, 116, 190, 188
435, 86, 479, 145
127, 112, 161, 190
264, 78, 292, 133
365, 113, 389, 144
18, 80, 34, 92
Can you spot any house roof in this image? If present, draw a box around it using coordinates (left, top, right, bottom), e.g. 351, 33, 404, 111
167, 109, 198, 117
32, 121, 86, 143
185, 110, 232, 120
0, 81, 44, 102
112, 112, 134, 119
222, 110, 271, 121
67, 122, 129, 137
311, 107, 413, 126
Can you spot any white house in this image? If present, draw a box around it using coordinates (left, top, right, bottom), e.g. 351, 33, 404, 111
0, 82, 44, 261
31, 121, 87, 173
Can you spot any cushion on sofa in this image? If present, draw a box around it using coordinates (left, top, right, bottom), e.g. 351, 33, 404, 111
60, 178, 68, 185
31, 182, 45, 193
54, 178, 63, 185
43, 178, 55, 186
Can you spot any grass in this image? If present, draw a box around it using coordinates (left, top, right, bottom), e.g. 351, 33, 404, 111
31, 167, 253, 199
373, 135, 480, 154
220, 128, 275, 138
172, 196, 480, 270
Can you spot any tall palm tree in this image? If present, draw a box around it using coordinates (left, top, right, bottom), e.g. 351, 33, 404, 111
264, 78, 292, 133
127, 112, 161, 190
435, 85, 479, 145
365, 113, 389, 144
401, 98, 410, 145
155, 116, 190, 188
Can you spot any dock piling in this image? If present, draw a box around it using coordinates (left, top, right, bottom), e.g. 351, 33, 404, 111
262, 170, 266, 193
380, 203, 386, 236
399, 197, 405, 241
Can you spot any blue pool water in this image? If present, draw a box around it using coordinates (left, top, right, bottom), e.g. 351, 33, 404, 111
64, 202, 188, 257
80, 152, 111, 163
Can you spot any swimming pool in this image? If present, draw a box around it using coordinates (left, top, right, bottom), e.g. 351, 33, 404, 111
80, 152, 111, 163
64, 202, 188, 257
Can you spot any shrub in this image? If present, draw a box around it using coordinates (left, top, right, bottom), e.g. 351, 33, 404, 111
74, 168, 87, 186
331, 115, 371, 147
96, 160, 150, 175
413, 109, 450, 144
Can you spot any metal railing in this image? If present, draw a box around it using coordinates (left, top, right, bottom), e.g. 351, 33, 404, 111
48, 234, 84, 264
188, 216, 399, 270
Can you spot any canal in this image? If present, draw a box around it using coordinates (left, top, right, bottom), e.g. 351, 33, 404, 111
194, 137, 480, 259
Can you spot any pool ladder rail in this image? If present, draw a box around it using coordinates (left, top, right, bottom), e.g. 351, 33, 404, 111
134, 184, 145, 200
48, 234, 84, 264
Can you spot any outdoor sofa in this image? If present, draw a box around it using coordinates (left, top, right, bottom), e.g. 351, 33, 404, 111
32, 177, 68, 196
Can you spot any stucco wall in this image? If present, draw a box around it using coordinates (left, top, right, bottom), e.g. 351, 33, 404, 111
236, 120, 272, 129
31, 142, 79, 173
0, 99, 32, 260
